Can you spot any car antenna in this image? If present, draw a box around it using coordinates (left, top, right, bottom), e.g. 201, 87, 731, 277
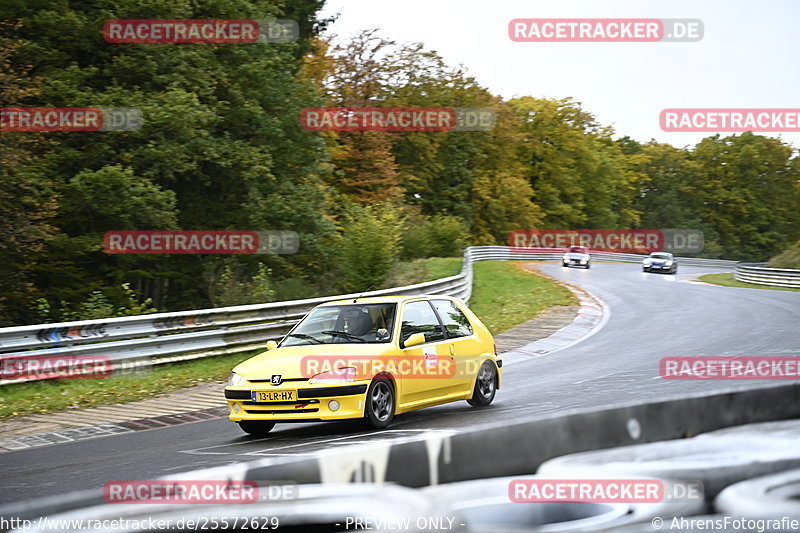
354, 285, 373, 303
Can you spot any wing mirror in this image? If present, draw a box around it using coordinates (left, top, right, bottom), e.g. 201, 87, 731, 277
266, 340, 278, 351
403, 332, 426, 348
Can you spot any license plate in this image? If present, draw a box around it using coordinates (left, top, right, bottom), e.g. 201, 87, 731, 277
251, 390, 296, 402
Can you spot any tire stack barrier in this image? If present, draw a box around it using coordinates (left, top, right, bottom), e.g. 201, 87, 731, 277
421, 475, 704, 533
3, 383, 799, 528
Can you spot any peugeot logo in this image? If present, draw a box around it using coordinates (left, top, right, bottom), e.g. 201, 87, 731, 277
271, 374, 283, 386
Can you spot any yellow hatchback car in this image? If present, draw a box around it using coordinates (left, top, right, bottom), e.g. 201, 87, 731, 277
225, 295, 501, 435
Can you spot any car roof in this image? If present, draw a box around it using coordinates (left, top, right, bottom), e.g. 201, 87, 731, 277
319, 295, 458, 306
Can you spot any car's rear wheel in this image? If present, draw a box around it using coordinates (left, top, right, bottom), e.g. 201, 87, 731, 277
238, 420, 275, 436
365, 378, 394, 429
467, 361, 497, 407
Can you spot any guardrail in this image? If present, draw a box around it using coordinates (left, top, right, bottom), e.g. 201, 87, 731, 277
735, 262, 800, 289
0, 246, 736, 384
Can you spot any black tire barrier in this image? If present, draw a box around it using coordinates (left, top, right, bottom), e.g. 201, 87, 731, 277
12, 484, 463, 533
696, 419, 800, 442
4, 384, 800, 528
421, 475, 704, 533
715, 468, 800, 519
537, 435, 800, 499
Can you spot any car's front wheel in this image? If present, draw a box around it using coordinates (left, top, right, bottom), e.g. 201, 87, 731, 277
562, 262, 568, 268
238, 420, 275, 436
365, 378, 395, 429
585, 263, 591, 269
467, 361, 497, 407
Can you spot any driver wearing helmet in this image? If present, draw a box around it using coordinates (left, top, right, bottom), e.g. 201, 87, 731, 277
343, 308, 390, 341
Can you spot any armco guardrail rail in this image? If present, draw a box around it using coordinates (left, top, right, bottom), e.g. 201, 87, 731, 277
735, 262, 800, 289
0, 246, 736, 385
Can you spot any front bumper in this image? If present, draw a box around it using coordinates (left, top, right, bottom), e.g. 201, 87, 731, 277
225, 382, 369, 422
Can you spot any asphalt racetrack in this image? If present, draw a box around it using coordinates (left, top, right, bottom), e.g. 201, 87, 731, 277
1, 261, 798, 504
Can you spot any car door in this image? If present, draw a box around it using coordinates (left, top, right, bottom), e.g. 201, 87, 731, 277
430, 299, 481, 396
396, 299, 452, 408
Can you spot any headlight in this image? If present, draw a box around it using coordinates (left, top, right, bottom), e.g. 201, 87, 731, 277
665, 260, 674, 265
580, 259, 587, 263
227, 372, 247, 387
310, 367, 356, 384
643, 259, 652, 265
562, 255, 569, 261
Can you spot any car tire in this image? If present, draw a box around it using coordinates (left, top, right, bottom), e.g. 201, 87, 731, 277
643, 267, 649, 272
365, 378, 395, 429
585, 263, 591, 269
467, 361, 497, 407
238, 420, 276, 436
562, 262, 568, 268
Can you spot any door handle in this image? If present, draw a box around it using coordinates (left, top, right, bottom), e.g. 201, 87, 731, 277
449, 344, 455, 357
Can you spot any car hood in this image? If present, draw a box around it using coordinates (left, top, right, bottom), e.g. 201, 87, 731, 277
564, 253, 590, 259
648, 257, 671, 264
232, 343, 396, 381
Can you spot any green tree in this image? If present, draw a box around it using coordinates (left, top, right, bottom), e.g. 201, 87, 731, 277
691, 133, 800, 260
334, 205, 402, 292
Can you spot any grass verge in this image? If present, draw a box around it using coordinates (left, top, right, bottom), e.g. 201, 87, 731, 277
469, 261, 577, 334
383, 257, 462, 287
698, 272, 800, 292
0, 352, 257, 419
0, 258, 572, 419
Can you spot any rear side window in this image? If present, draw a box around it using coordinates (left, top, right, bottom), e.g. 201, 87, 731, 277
431, 300, 473, 338
401, 301, 446, 344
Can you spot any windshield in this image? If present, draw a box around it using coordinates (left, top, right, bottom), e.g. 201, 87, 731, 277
281, 303, 397, 346
568, 246, 588, 253
650, 253, 672, 259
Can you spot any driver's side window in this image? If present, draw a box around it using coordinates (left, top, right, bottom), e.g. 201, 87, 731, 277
401, 301, 445, 344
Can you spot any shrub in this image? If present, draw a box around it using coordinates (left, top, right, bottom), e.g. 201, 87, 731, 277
206, 262, 274, 307
401, 214, 470, 259
334, 205, 402, 293
767, 240, 800, 269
